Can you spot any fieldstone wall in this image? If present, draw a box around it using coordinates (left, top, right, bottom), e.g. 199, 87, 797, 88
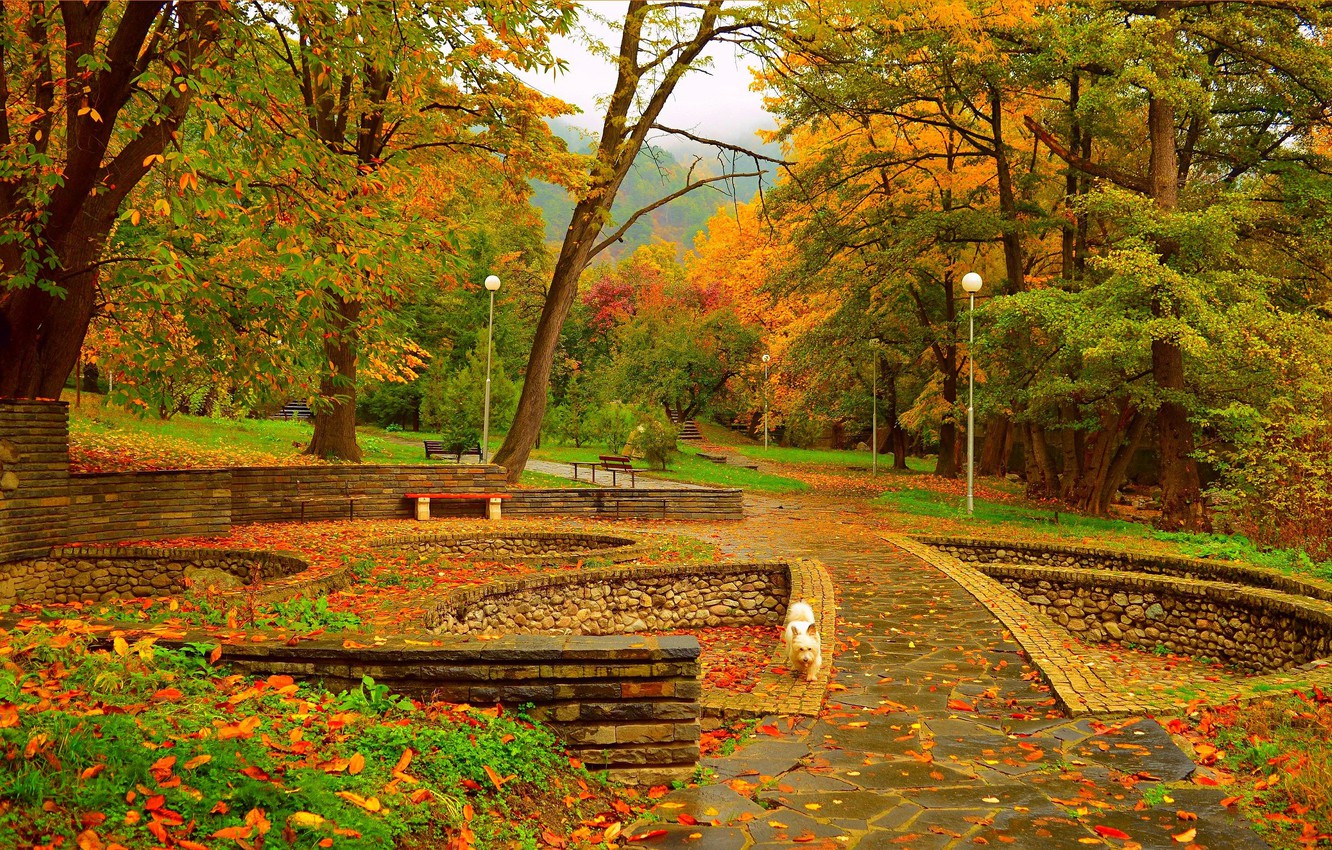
377, 530, 643, 564
985, 565, 1332, 672
924, 537, 1332, 604
120, 631, 703, 786
0, 546, 307, 605
913, 537, 1332, 675
428, 562, 790, 636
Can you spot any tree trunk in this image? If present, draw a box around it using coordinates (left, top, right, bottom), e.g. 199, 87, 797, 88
307, 295, 363, 462
936, 366, 958, 478
1146, 92, 1207, 530
1022, 423, 1060, 499
82, 361, 100, 393
1095, 411, 1147, 515
0, 215, 109, 398
978, 415, 1010, 476
493, 199, 603, 480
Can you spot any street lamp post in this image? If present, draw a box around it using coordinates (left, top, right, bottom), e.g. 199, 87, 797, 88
481, 274, 501, 463
961, 272, 983, 515
869, 337, 880, 476
762, 354, 771, 450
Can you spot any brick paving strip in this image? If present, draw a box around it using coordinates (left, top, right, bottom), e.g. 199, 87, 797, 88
890, 534, 1332, 715
623, 505, 1268, 849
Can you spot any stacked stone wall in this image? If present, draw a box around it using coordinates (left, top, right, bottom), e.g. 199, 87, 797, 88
0, 546, 306, 605
429, 562, 790, 635
136, 632, 703, 785
505, 488, 743, 521
914, 537, 1332, 674
68, 471, 231, 543
377, 530, 643, 564
925, 537, 1332, 604
0, 401, 70, 561
987, 566, 1332, 672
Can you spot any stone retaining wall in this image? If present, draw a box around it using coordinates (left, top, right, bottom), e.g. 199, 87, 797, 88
0, 546, 307, 606
230, 465, 507, 523
68, 470, 231, 543
132, 632, 704, 785
376, 530, 644, 565
428, 562, 790, 636
1, 403, 744, 567
985, 565, 1332, 673
0, 400, 71, 562
923, 536, 1332, 604
913, 536, 1332, 675
505, 488, 743, 521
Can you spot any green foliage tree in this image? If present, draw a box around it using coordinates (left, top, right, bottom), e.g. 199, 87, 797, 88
421, 338, 517, 455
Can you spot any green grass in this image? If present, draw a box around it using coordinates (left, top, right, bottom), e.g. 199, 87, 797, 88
0, 628, 600, 849
734, 443, 935, 473
873, 487, 1149, 537
644, 450, 809, 493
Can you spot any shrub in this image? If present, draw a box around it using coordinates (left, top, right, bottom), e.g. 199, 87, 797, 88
1207, 402, 1332, 562
591, 401, 637, 454
630, 413, 678, 470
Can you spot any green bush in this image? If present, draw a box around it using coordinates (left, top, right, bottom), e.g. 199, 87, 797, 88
591, 401, 637, 454
630, 413, 678, 470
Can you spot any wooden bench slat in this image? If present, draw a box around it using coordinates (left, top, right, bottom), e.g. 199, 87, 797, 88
404, 493, 508, 500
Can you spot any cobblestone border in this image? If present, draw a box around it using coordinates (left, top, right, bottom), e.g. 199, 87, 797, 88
889, 534, 1332, 715
373, 530, 648, 566
700, 558, 837, 721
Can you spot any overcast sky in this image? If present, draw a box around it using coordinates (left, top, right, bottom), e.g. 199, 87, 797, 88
518, 2, 778, 154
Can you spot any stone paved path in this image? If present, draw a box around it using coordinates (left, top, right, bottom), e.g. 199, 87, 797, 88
622, 497, 1267, 850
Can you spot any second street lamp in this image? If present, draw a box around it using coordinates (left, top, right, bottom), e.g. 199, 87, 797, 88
869, 337, 880, 476
482, 274, 501, 463
960, 272, 983, 515
762, 353, 771, 450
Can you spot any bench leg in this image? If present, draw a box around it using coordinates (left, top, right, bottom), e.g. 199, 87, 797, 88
415, 497, 431, 521
487, 497, 503, 521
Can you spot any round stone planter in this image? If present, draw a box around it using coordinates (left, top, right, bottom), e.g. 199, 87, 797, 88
425, 561, 792, 635
375, 530, 646, 566
0, 545, 314, 606
915, 536, 1332, 674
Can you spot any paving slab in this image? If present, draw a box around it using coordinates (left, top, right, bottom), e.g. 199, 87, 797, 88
616, 499, 1269, 850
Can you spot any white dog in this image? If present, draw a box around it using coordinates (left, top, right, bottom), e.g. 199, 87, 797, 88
782, 601, 823, 682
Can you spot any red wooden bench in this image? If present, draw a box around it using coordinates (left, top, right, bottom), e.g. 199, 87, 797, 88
404, 492, 508, 521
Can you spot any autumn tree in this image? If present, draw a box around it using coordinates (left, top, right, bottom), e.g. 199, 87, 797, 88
0, 2, 225, 398
491, 0, 775, 482
194, 1, 574, 460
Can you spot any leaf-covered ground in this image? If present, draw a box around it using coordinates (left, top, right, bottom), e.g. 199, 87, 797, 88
0, 622, 663, 850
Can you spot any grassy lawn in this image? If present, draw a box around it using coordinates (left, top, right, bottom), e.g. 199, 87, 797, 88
66, 400, 579, 487
530, 444, 809, 493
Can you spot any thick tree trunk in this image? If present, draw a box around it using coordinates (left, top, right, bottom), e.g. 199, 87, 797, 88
307, 295, 363, 462
1095, 411, 1147, 515
493, 199, 602, 481
978, 416, 1010, 476
1022, 423, 1060, 499
0, 216, 109, 398
936, 366, 958, 478
1146, 93, 1206, 530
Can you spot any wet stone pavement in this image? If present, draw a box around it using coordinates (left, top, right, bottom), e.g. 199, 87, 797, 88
623, 500, 1267, 849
